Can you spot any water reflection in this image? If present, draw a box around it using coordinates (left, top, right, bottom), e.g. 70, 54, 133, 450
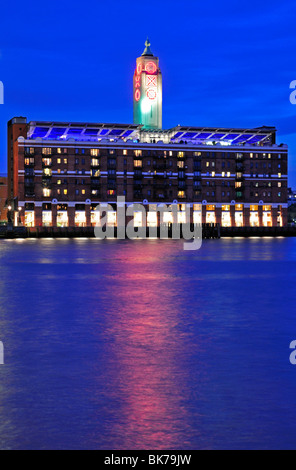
89, 243, 197, 449
0, 238, 296, 449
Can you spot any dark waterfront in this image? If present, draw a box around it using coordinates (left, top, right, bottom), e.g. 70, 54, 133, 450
0, 237, 296, 450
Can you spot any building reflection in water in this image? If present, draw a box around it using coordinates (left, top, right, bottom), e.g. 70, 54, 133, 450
89, 241, 207, 450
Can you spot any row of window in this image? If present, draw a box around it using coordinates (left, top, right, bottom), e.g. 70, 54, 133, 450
25, 147, 286, 159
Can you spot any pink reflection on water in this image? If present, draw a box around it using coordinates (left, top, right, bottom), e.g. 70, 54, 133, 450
90, 242, 206, 450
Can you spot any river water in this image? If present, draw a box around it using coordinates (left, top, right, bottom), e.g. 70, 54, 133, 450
0, 237, 296, 450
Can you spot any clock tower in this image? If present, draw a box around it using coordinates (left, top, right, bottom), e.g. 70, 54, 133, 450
133, 38, 162, 130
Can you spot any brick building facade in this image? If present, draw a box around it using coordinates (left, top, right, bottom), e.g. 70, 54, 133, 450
7, 118, 288, 228
0, 175, 7, 222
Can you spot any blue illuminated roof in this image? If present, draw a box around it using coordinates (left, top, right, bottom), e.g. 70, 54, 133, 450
182, 132, 197, 138
67, 128, 84, 135
47, 128, 67, 138
109, 129, 123, 136
248, 135, 267, 144
122, 130, 134, 137
232, 134, 253, 143
26, 121, 276, 147
195, 133, 212, 139
170, 126, 276, 146
28, 122, 140, 141
211, 133, 226, 139
84, 129, 99, 135
99, 129, 110, 136
31, 127, 49, 138
173, 132, 184, 139
223, 134, 240, 140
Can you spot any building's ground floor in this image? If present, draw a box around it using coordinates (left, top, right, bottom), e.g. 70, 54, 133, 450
15, 202, 288, 228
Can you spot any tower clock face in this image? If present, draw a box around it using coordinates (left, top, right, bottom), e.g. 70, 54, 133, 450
147, 88, 157, 101
145, 62, 157, 74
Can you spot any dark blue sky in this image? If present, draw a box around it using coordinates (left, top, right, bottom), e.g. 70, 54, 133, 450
0, 0, 295, 184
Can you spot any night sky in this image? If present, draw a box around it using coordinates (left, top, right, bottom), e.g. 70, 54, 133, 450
0, 0, 295, 185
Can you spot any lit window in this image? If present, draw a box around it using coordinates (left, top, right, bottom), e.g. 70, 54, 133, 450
134, 211, 143, 227
178, 152, 184, 158
42, 148, 52, 155
82, 190, 86, 195
57, 148, 62, 154
177, 211, 187, 224
43, 189, 51, 197
64, 159, 68, 164
221, 209, 231, 227
75, 211, 86, 227
42, 158, 52, 167
64, 189, 68, 195
134, 150, 142, 157
134, 160, 142, 168
57, 158, 61, 164
57, 180, 62, 185
91, 149, 99, 157
42, 211, 52, 227
206, 210, 216, 224
123, 150, 128, 156
178, 191, 186, 199
212, 171, 215, 177
107, 211, 117, 226
91, 158, 99, 167
278, 173, 282, 178
57, 211, 68, 227
25, 157, 34, 166
177, 161, 184, 168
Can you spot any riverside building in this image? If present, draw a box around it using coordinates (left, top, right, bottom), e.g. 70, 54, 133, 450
0, 174, 7, 222
7, 41, 288, 228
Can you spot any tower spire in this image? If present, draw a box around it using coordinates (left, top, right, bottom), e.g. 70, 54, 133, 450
142, 37, 153, 57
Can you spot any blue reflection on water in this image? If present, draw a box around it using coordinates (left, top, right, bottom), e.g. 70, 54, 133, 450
0, 237, 296, 449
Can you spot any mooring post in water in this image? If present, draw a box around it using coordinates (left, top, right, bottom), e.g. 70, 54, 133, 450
0, 341, 4, 365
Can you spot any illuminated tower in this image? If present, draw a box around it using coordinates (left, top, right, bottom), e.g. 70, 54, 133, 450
133, 38, 162, 129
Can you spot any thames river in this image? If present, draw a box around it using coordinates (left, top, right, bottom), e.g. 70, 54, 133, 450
0, 237, 296, 450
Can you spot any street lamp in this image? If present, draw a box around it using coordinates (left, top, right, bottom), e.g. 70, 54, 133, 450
18, 207, 22, 225
7, 205, 12, 224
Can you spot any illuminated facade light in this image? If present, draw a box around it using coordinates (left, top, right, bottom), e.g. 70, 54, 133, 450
133, 38, 162, 129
